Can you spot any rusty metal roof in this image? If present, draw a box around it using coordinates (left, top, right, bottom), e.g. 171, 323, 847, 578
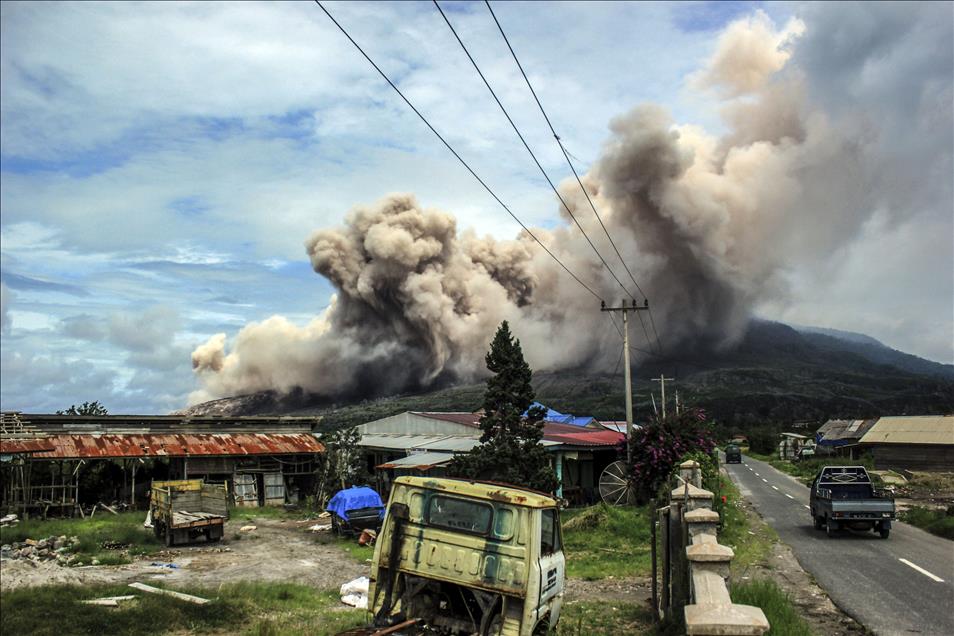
29, 433, 323, 459
376, 452, 456, 470
859, 415, 954, 446
542, 423, 624, 447
0, 438, 57, 454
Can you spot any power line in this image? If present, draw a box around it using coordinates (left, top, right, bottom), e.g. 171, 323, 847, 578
433, 0, 638, 303
484, 0, 665, 355
313, 0, 605, 302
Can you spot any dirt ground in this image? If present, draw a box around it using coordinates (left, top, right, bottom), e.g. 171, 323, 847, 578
0, 517, 368, 592
565, 575, 652, 604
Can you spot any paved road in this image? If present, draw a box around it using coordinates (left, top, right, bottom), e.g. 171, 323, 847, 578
724, 455, 954, 636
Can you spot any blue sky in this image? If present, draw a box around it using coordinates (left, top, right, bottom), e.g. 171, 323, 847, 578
1, 1, 951, 413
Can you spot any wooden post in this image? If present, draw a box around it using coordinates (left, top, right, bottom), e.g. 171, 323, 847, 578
661, 507, 671, 618
651, 499, 658, 620
131, 461, 137, 508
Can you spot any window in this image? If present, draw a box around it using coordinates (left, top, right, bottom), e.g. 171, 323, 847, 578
427, 496, 493, 535
541, 508, 561, 555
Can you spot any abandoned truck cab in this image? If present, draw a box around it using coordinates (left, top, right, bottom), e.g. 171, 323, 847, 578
369, 476, 565, 635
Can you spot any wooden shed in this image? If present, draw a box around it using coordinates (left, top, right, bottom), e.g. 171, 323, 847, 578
858, 415, 954, 472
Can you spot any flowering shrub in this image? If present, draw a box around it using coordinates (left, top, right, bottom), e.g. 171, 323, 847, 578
629, 408, 716, 502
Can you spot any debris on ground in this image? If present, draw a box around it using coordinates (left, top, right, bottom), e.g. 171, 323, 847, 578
358, 529, 377, 546
0, 514, 19, 527
149, 562, 180, 569
318, 511, 331, 518
1, 535, 80, 566
308, 523, 331, 532
82, 595, 136, 607
340, 576, 370, 609
129, 582, 210, 604
239, 525, 257, 533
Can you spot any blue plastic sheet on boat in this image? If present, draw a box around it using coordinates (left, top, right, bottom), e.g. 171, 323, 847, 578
327, 486, 384, 521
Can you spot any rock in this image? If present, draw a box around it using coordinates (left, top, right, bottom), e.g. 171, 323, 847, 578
20, 546, 35, 557
25, 538, 38, 546
54, 541, 65, 551
91, 558, 100, 565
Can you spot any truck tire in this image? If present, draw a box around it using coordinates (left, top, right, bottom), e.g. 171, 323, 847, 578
165, 526, 174, 547
879, 525, 890, 539
826, 518, 837, 537
813, 515, 824, 530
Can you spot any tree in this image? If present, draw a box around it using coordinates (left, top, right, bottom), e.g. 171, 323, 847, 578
57, 401, 109, 416
314, 427, 370, 507
448, 321, 558, 493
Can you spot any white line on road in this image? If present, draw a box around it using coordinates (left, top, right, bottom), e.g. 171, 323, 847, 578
899, 558, 945, 583
804, 505, 810, 509
754, 472, 760, 476
772, 485, 779, 491
762, 478, 768, 483
785, 493, 795, 499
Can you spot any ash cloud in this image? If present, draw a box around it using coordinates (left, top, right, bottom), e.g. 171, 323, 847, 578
190, 6, 953, 403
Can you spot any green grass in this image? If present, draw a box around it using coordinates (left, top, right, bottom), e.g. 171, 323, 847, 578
560, 504, 653, 580
229, 505, 310, 522
0, 582, 367, 636
312, 531, 377, 564
557, 600, 654, 635
899, 506, 954, 540
716, 476, 778, 571
0, 511, 161, 565
731, 579, 815, 636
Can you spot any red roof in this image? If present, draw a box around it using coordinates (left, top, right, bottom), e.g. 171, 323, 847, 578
0, 438, 57, 454
27, 433, 323, 459
543, 423, 624, 447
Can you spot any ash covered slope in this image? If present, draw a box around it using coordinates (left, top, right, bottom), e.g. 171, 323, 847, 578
180, 320, 954, 429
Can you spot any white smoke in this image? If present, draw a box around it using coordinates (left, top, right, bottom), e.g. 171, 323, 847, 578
190, 6, 952, 404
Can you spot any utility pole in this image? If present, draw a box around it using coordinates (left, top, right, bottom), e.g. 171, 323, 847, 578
652, 375, 675, 420
602, 298, 650, 465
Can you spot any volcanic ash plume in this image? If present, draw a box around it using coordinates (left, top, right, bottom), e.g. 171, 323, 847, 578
190, 7, 952, 404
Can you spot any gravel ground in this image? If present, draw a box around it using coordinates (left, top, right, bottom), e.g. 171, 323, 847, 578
0, 517, 367, 592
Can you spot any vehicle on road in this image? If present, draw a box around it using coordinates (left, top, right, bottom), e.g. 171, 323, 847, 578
725, 444, 742, 463
809, 466, 895, 538
149, 479, 228, 546
369, 476, 565, 635
327, 485, 385, 536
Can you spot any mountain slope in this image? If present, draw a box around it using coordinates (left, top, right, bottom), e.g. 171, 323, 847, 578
181, 320, 954, 429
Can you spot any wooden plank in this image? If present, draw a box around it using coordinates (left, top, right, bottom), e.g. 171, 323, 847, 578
128, 582, 210, 605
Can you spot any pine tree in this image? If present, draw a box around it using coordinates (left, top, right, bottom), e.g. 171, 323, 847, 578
448, 321, 558, 493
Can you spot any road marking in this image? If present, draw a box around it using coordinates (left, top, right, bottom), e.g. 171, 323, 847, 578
762, 478, 768, 483
754, 472, 760, 476
899, 558, 945, 583
803, 505, 810, 509
771, 485, 779, 491
785, 493, 795, 499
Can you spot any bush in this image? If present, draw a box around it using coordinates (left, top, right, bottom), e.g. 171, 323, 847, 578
629, 409, 716, 502
748, 431, 777, 456
899, 506, 954, 541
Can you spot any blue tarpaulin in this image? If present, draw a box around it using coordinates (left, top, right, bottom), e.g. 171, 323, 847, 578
523, 402, 594, 427
327, 486, 384, 521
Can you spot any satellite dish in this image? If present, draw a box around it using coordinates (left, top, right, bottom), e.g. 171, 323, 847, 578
599, 460, 636, 506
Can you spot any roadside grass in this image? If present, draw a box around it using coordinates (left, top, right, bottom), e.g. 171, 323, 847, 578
230, 506, 313, 522
0, 582, 367, 636
556, 600, 654, 634
561, 503, 652, 580
730, 579, 814, 636
716, 475, 778, 571
898, 505, 954, 540
744, 453, 879, 487
0, 511, 160, 565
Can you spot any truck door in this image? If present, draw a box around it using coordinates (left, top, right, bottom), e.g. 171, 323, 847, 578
535, 508, 565, 629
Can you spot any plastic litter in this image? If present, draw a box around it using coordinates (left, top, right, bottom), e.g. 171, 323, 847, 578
339, 576, 370, 609
149, 562, 179, 569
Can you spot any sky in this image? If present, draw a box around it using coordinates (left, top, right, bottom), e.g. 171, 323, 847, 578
1, 1, 951, 414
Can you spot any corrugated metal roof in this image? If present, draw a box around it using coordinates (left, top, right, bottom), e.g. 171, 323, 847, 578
29, 433, 324, 459
816, 419, 878, 446
0, 438, 57, 454
414, 436, 481, 452
542, 423, 624, 447
859, 416, 954, 446
412, 412, 481, 427
377, 452, 456, 470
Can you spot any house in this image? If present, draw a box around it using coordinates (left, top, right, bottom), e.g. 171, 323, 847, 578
0, 412, 324, 515
777, 432, 810, 460
858, 415, 954, 472
356, 409, 623, 504
814, 419, 878, 459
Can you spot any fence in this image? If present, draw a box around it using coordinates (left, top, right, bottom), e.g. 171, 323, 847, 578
656, 460, 769, 635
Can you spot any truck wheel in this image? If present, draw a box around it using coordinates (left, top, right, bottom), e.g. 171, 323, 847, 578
153, 523, 163, 539
165, 527, 173, 547
813, 515, 824, 530
879, 526, 890, 539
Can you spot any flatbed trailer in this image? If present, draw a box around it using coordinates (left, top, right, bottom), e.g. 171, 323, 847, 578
150, 479, 228, 547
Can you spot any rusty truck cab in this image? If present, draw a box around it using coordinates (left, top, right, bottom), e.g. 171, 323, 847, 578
369, 476, 565, 635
